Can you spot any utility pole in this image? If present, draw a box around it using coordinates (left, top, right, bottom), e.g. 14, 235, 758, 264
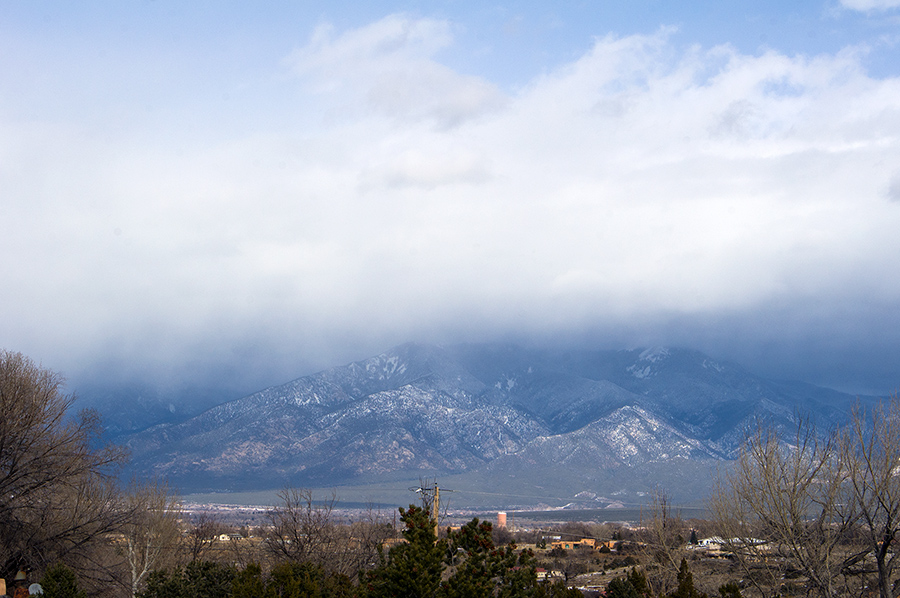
409, 478, 451, 540
433, 484, 440, 539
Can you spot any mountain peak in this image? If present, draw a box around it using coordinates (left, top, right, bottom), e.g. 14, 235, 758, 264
638, 346, 671, 362
122, 342, 874, 503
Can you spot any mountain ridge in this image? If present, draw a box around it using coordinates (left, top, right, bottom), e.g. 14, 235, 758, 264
122, 342, 880, 505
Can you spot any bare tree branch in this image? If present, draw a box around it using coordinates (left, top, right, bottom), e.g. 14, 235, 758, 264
0, 350, 129, 580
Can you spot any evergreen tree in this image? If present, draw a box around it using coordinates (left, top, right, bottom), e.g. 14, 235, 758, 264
319, 571, 357, 598
138, 568, 186, 598
495, 548, 537, 598
604, 567, 651, 598
440, 518, 496, 598
267, 562, 323, 598
138, 561, 236, 598
231, 563, 266, 598
439, 517, 538, 598
627, 568, 651, 597
532, 580, 581, 598
40, 563, 86, 598
717, 582, 742, 598
668, 559, 707, 598
182, 561, 237, 598
605, 576, 641, 598
266, 561, 357, 598
366, 508, 541, 598
366, 506, 443, 598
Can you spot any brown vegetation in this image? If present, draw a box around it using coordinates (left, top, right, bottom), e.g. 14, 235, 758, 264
0, 350, 129, 587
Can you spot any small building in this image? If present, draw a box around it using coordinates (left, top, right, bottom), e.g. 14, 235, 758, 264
550, 538, 596, 551
696, 536, 725, 550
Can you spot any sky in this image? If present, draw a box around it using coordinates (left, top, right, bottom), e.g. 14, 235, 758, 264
2, 0, 900, 403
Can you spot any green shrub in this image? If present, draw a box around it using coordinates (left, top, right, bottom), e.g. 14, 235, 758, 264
40, 563, 86, 598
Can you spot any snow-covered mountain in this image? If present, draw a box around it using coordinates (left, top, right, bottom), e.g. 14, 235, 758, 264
123, 343, 877, 502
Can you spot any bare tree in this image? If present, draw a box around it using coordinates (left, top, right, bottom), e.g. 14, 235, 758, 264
118, 479, 182, 598
341, 505, 394, 576
265, 488, 339, 567
185, 512, 227, 563
0, 350, 128, 579
223, 533, 259, 570
265, 488, 391, 578
639, 490, 690, 596
840, 397, 900, 598
709, 420, 862, 598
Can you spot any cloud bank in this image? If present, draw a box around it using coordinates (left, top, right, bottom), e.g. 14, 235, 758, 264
2, 15, 899, 395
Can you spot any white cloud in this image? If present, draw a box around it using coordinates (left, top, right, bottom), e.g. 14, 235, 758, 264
3, 18, 900, 389
286, 14, 508, 127
840, 0, 900, 11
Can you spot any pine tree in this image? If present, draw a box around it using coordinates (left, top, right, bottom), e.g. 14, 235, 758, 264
531, 580, 581, 598
265, 561, 357, 598
366, 506, 443, 598
668, 559, 707, 598
627, 568, 651, 597
267, 561, 323, 598
181, 561, 236, 598
137, 561, 236, 598
231, 563, 266, 598
40, 563, 86, 598
440, 518, 496, 598
439, 517, 538, 598
605, 576, 641, 598
718, 581, 742, 598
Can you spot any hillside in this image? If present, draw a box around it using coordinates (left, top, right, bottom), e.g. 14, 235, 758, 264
123, 343, 875, 505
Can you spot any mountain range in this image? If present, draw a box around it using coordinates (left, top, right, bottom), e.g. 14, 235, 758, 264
121, 343, 878, 507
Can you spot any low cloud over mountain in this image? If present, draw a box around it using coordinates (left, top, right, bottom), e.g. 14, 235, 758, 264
122, 343, 876, 505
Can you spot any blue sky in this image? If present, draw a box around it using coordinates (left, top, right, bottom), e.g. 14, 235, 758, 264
2, 1, 900, 400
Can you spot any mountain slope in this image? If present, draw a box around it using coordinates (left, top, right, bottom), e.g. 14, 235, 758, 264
123, 343, 875, 502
